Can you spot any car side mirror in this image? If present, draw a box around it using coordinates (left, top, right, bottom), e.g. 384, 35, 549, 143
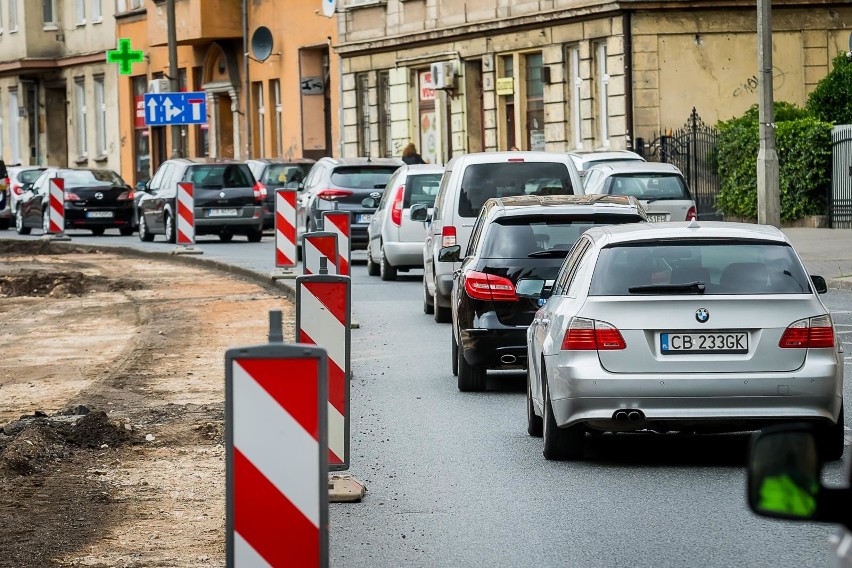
810, 275, 827, 294
410, 203, 428, 222
438, 245, 461, 263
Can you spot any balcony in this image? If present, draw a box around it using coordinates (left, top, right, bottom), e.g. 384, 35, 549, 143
149, 0, 242, 47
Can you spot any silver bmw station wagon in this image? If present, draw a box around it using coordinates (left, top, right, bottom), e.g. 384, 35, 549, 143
523, 221, 844, 461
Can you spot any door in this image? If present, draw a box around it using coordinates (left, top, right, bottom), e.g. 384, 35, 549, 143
45, 88, 68, 167
217, 93, 235, 158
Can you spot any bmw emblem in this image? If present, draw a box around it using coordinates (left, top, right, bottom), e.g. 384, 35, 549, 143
94, 192, 103, 200
695, 308, 709, 323
219, 191, 226, 198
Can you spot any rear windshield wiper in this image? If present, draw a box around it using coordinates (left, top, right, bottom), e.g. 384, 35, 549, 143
643, 197, 681, 204
628, 281, 706, 294
528, 249, 572, 258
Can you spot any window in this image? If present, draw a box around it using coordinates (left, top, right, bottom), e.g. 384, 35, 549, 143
76, 0, 85, 24
8, 89, 20, 163
132, 75, 151, 183
525, 52, 544, 151
594, 41, 609, 147
90, 0, 101, 21
552, 238, 591, 296
8, 0, 17, 32
271, 79, 282, 158
0, 0, 4, 32
254, 81, 265, 157
377, 70, 391, 158
500, 55, 515, 150
355, 73, 370, 157
457, 162, 573, 217
94, 76, 106, 156
567, 45, 582, 149
43, 0, 56, 26
75, 79, 88, 158
116, 0, 143, 12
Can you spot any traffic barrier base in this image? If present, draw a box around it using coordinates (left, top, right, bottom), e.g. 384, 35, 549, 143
172, 244, 203, 255
270, 268, 298, 280
328, 474, 366, 503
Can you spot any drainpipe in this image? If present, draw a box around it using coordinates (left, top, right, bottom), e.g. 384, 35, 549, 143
623, 11, 634, 151
243, 0, 251, 159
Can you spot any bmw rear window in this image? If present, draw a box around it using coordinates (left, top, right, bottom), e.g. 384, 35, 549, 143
330, 167, 398, 190
187, 164, 253, 188
589, 241, 811, 295
605, 174, 690, 199
404, 173, 442, 208
458, 162, 574, 217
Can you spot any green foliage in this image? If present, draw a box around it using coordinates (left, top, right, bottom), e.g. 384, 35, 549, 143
807, 53, 852, 125
715, 104, 831, 221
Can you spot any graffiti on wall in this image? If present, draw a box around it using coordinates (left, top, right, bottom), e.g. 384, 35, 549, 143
732, 66, 786, 97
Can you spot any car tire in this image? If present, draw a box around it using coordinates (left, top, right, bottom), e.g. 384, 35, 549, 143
138, 215, 154, 242
457, 342, 486, 392
820, 404, 845, 461
91, 228, 105, 236
165, 212, 176, 244
219, 232, 234, 243
119, 227, 134, 237
42, 208, 51, 234
367, 248, 380, 276
423, 278, 434, 314
451, 330, 459, 377
0, 219, 9, 230
542, 373, 585, 460
527, 369, 543, 437
433, 278, 451, 323
380, 246, 398, 281
246, 229, 263, 243
15, 207, 30, 235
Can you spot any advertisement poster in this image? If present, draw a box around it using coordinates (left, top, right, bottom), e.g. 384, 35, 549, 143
420, 111, 437, 165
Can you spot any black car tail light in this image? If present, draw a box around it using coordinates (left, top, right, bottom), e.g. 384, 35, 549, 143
117, 190, 134, 201
464, 270, 517, 302
317, 189, 353, 201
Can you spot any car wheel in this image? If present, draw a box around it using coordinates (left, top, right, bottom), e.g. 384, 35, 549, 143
542, 372, 585, 460
91, 228, 105, 236
457, 341, 486, 392
433, 285, 451, 323
164, 213, 176, 244
423, 278, 434, 314
42, 208, 51, 234
0, 219, 9, 230
366, 245, 380, 276
380, 246, 398, 281
820, 404, 845, 461
138, 215, 154, 242
451, 330, 459, 377
119, 226, 134, 237
15, 207, 31, 235
246, 229, 263, 243
527, 368, 543, 437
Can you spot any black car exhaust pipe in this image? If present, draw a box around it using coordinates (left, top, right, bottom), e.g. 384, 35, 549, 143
500, 354, 517, 364
627, 410, 645, 422
613, 410, 629, 421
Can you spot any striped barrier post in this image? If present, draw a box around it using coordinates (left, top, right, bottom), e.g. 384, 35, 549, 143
302, 231, 338, 276
174, 182, 202, 255
226, 335, 329, 567
46, 178, 70, 240
296, 275, 350, 471
272, 189, 298, 279
322, 211, 351, 276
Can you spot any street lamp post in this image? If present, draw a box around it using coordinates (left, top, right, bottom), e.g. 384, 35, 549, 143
757, 0, 780, 226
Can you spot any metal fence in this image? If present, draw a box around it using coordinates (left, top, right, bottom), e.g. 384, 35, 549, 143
830, 124, 852, 228
636, 108, 721, 220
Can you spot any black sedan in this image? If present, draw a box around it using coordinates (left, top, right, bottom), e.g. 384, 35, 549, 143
442, 194, 648, 392
16, 168, 135, 236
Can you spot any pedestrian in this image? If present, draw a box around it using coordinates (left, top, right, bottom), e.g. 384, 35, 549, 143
0, 159, 6, 179
402, 142, 426, 165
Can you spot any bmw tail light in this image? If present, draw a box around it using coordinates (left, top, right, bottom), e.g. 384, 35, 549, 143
317, 189, 354, 201
391, 185, 405, 226
779, 315, 835, 348
253, 182, 267, 202
117, 190, 134, 201
441, 225, 457, 248
464, 270, 517, 302
561, 317, 626, 350
686, 206, 697, 221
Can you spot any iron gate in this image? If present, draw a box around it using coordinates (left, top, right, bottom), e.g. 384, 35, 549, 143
636, 108, 721, 220
830, 124, 852, 228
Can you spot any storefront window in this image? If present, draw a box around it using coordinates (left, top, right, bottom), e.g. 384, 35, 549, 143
418, 69, 437, 164
525, 53, 544, 151
501, 55, 515, 151
131, 76, 150, 185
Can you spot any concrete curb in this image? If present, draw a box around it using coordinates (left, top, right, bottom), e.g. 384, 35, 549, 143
829, 278, 852, 292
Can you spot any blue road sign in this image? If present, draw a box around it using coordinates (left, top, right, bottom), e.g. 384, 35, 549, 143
143, 92, 208, 126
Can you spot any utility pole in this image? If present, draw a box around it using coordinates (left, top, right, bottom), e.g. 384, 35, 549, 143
242, 0, 252, 160
756, 0, 780, 226
167, 0, 182, 158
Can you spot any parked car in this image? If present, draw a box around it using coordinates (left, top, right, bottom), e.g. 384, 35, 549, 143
137, 159, 265, 243
582, 161, 697, 222
441, 194, 648, 391
3, 166, 47, 230
16, 168, 136, 236
416, 151, 583, 323
245, 158, 315, 230
567, 150, 645, 176
296, 157, 402, 256
363, 163, 444, 280
523, 221, 843, 461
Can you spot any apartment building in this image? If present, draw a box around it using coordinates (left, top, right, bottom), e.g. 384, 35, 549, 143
0, 0, 119, 170
335, 0, 852, 163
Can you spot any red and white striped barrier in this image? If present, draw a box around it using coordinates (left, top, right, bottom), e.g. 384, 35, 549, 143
296, 275, 351, 470
302, 231, 338, 276
226, 343, 329, 567
322, 211, 351, 276
275, 189, 298, 268
176, 182, 195, 245
48, 178, 65, 235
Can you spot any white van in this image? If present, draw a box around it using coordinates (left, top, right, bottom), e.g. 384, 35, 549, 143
413, 151, 583, 322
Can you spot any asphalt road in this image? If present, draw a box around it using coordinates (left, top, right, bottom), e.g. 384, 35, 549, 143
4, 228, 850, 567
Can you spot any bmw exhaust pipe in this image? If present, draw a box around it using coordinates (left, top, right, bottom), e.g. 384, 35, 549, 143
613, 410, 629, 421
500, 354, 517, 364
627, 410, 645, 422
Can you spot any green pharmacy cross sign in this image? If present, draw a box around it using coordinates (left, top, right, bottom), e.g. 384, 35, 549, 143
107, 39, 144, 75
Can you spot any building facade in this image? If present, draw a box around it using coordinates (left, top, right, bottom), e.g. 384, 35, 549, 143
335, 0, 852, 164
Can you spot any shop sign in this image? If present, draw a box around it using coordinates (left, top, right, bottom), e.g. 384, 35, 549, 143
496, 77, 514, 96
420, 71, 435, 101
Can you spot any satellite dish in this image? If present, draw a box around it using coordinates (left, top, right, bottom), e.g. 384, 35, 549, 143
321, 0, 336, 18
251, 26, 274, 63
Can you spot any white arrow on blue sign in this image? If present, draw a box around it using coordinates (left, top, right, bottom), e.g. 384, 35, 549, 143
143, 92, 208, 126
